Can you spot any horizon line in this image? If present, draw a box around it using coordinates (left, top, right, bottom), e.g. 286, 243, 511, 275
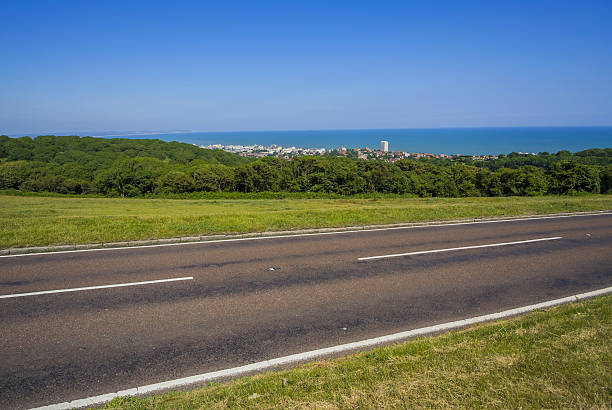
5, 124, 612, 138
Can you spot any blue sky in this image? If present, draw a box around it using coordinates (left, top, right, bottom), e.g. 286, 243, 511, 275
1, 0, 611, 134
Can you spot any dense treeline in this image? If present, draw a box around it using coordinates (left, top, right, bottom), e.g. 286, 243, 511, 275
1, 135, 611, 197
0, 135, 248, 196
0, 134, 246, 168
419, 148, 612, 170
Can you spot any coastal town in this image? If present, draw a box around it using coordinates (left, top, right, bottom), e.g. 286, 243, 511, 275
201, 141, 500, 162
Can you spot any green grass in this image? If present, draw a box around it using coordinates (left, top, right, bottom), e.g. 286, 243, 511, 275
104, 294, 612, 409
1, 194, 611, 248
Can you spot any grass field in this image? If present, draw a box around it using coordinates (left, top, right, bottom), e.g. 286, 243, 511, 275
1, 194, 611, 248
103, 294, 612, 409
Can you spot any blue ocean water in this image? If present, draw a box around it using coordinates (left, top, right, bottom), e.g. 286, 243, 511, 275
91, 127, 611, 155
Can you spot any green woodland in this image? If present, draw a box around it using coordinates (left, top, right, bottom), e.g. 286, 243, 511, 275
1, 135, 611, 197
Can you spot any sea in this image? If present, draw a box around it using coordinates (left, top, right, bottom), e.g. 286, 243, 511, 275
16, 127, 612, 155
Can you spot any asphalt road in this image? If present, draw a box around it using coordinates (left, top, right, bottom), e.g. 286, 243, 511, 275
1, 213, 612, 409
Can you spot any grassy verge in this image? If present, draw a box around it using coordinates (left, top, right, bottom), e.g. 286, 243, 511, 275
104, 294, 612, 409
1, 194, 611, 248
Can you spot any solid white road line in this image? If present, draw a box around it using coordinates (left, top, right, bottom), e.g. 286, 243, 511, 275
358, 236, 563, 261
0, 277, 193, 299
2, 211, 610, 259
31, 285, 612, 410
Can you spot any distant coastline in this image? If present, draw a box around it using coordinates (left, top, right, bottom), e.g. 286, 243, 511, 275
6, 126, 612, 155
91, 130, 193, 138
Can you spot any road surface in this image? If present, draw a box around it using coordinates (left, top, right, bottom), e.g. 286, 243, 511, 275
1, 213, 611, 409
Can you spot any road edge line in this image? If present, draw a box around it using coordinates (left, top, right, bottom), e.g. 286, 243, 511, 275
3, 210, 611, 258
31, 285, 612, 410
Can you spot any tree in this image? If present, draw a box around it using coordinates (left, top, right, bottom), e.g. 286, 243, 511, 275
599, 166, 612, 194
191, 164, 235, 191
515, 166, 548, 196
447, 164, 481, 197
548, 161, 600, 194
156, 171, 195, 194
0, 161, 28, 189
359, 161, 409, 193
233, 158, 290, 192
325, 157, 365, 194
95, 159, 139, 197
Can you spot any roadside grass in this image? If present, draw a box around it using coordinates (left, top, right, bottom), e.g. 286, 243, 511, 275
104, 294, 612, 409
1, 194, 611, 248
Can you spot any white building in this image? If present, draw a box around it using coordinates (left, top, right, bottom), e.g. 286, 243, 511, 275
380, 140, 389, 152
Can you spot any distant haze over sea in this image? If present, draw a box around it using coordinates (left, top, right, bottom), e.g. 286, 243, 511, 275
12, 127, 612, 155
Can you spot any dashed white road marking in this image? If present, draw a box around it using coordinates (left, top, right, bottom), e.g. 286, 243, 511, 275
0, 277, 193, 299
358, 236, 563, 261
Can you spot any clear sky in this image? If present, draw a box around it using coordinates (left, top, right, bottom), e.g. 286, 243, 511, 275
1, 0, 611, 134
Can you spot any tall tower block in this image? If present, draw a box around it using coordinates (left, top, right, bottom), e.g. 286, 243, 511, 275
380, 140, 389, 152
